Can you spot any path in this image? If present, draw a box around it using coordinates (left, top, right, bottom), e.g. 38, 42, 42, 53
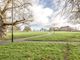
0, 32, 80, 45
0, 32, 53, 45
0, 40, 80, 45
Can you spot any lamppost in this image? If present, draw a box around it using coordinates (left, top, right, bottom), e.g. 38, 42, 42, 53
12, 0, 13, 42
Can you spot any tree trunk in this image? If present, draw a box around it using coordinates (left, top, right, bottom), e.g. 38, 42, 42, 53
0, 14, 7, 38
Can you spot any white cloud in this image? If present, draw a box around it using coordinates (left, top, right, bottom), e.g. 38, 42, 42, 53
31, 4, 53, 26
51, 15, 67, 27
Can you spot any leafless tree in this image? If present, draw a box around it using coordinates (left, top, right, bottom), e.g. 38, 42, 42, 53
53, 0, 80, 24
0, 0, 33, 37
62, 0, 80, 23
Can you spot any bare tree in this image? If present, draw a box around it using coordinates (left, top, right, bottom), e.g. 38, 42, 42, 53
53, 0, 80, 24
61, 0, 80, 23
0, 0, 33, 37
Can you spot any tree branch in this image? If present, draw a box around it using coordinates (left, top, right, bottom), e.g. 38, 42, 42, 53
3, 19, 33, 26
4, 2, 31, 12
2, 0, 12, 14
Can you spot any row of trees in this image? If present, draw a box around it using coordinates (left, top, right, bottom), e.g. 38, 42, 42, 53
49, 26, 79, 32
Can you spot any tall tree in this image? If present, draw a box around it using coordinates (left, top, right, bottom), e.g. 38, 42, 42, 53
0, 0, 33, 37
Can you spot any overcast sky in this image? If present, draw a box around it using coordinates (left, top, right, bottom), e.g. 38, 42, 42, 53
1, 0, 80, 30
29, 0, 80, 30
30, 0, 66, 30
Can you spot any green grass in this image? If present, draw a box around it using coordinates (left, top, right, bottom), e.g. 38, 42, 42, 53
27, 31, 80, 41
0, 42, 80, 60
1, 31, 80, 41
0, 32, 48, 40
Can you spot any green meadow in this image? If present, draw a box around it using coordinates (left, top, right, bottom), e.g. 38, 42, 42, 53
0, 32, 48, 40
1, 31, 80, 42
0, 32, 80, 60
0, 42, 80, 60
27, 31, 80, 42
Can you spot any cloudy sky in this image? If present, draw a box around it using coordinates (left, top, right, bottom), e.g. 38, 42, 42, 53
20, 0, 80, 30
30, 0, 66, 30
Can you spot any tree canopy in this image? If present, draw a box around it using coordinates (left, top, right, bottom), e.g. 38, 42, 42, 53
0, 0, 33, 37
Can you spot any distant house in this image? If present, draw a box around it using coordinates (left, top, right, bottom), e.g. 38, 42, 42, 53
59, 26, 72, 31
49, 26, 79, 31
59, 26, 79, 31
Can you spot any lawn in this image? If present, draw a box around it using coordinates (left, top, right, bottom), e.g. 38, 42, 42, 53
1, 31, 80, 42
0, 32, 48, 40
0, 42, 80, 60
27, 31, 80, 42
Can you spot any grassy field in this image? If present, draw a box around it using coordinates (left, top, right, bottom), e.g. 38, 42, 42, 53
0, 32, 80, 60
27, 31, 80, 41
0, 31, 80, 42
0, 42, 80, 60
0, 32, 48, 40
